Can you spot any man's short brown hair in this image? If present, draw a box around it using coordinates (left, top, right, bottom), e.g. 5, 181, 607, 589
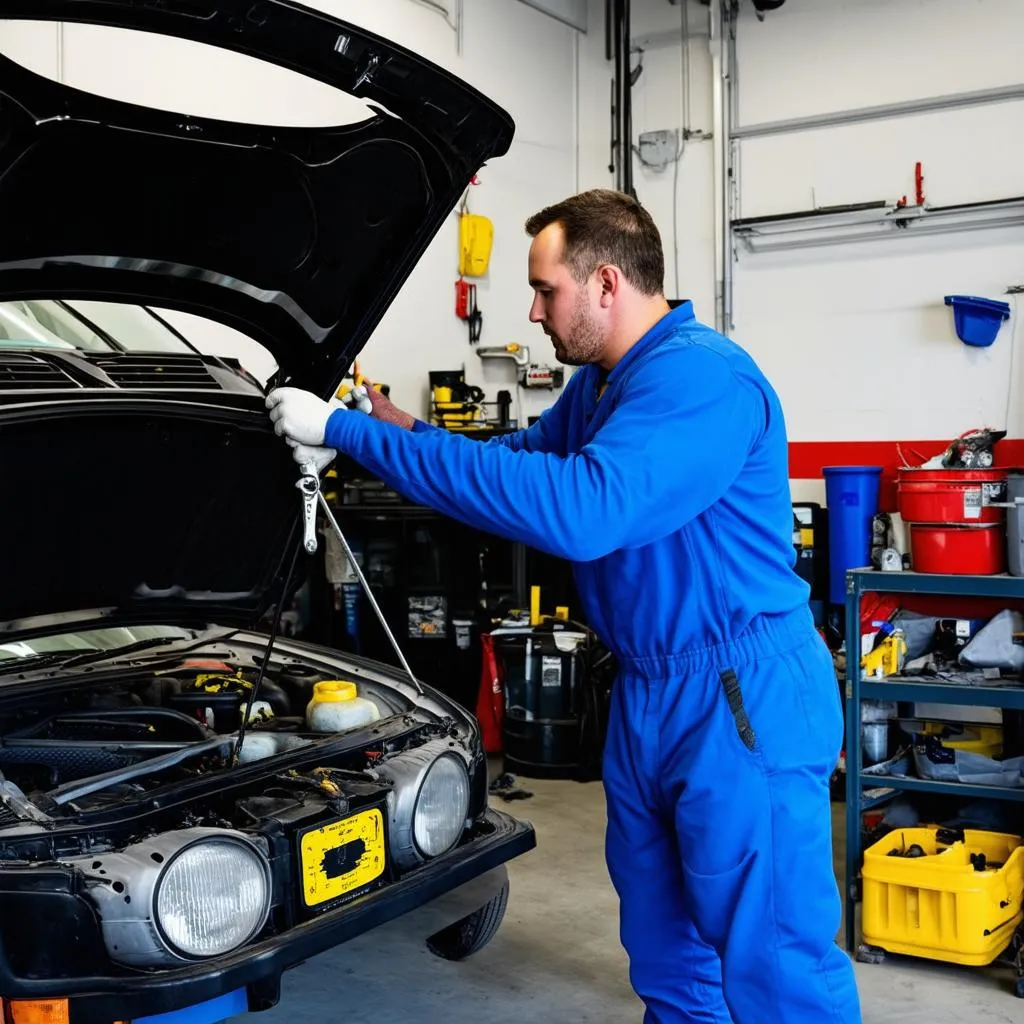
524, 188, 665, 296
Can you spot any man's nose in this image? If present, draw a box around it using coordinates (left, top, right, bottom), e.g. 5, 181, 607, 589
528, 295, 544, 323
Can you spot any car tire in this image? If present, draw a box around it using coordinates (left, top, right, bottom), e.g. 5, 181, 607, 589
426, 879, 509, 961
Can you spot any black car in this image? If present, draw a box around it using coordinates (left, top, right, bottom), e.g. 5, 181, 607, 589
0, 3, 535, 1022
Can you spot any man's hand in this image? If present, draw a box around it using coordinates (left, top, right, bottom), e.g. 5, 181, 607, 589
362, 381, 417, 431
288, 440, 337, 475
266, 387, 334, 446
341, 384, 373, 415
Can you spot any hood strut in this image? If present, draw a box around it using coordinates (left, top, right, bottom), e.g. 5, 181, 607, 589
233, 462, 424, 764
317, 489, 424, 697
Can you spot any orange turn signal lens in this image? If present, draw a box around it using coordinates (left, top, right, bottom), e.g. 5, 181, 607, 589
6, 999, 70, 1024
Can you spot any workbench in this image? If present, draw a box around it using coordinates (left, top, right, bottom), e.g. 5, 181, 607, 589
843, 568, 1024, 955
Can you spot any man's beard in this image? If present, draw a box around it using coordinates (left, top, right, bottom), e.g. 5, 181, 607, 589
548, 289, 604, 367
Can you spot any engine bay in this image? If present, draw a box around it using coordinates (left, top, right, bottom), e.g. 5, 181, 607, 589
0, 648, 465, 860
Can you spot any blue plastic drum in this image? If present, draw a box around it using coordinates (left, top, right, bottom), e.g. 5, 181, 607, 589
823, 465, 883, 605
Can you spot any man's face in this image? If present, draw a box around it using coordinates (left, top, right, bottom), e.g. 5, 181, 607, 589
528, 223, 605, 367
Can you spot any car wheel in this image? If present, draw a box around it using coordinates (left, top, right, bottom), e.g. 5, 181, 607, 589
426, 879, 510, 961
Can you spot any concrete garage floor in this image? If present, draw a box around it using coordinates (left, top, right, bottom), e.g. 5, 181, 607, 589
237, 776, 1021, 1023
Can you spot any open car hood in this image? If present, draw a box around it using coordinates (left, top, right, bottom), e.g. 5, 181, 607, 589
0, 1, 515, 642
0, 0, 515, 392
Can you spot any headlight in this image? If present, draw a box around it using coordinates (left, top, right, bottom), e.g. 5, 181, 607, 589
156, 837, 271, 958
414, 754, 471, 857
81, 828, 272, 968
373, 738, 472, 870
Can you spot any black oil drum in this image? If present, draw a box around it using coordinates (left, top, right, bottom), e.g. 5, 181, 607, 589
494, 627, 589, 779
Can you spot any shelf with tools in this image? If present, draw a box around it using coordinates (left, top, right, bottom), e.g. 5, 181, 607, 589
843, 568, 1024, 957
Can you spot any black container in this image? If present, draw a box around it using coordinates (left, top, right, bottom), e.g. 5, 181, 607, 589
494, 627, 588, 779
165, 673, 291, 731
793, 501, 829, 603
275, 664, 329, 712
166, 689, 245, 732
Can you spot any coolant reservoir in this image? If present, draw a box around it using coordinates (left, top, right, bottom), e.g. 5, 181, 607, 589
306, 680, 380, 734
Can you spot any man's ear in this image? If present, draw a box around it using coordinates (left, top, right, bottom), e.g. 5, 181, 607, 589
597, 264, 619, 307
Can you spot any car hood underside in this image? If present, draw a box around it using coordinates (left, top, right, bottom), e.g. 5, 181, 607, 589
0, 0, 515, 392
0, 0, 516, 635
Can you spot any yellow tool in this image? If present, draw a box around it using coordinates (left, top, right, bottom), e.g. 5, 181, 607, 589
335, 362, 386, 404
526, 587, 571, 627
861, 632, 907, 678
428, 369, 484, 431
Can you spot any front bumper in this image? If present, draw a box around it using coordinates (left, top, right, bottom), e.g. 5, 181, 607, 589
0, 809, 535, 1024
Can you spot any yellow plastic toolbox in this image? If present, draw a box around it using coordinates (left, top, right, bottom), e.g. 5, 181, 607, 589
862, 826, 1024, 966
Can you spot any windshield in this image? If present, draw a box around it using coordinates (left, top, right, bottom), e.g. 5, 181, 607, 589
0, 299, 196, 354
0, 625, 195, 662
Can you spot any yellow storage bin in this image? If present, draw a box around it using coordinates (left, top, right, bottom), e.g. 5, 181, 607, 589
862, 826, 1024, 966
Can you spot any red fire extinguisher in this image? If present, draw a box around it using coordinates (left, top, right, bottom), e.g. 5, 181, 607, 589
454, 278, 482, 343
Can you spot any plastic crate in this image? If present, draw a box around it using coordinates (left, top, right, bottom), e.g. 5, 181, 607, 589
862, 826, 1024, 966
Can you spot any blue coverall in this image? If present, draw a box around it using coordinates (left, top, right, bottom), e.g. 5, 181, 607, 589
323, 301, 862, 1023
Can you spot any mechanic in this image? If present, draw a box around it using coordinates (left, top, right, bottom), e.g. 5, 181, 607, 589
266, 188, 862, 1024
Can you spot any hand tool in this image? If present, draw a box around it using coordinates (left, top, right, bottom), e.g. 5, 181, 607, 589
298, 468, 319, 555
298, 461, 424, 695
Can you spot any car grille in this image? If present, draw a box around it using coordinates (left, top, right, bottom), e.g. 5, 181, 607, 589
91, 354, 220, 390
0, 353, 81, 389
0, 804, 22, 829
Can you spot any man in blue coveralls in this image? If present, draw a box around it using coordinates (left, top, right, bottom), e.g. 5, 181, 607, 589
266, 189, 862, 1024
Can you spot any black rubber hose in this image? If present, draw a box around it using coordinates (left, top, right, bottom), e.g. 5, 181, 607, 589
232, 518, 304, 765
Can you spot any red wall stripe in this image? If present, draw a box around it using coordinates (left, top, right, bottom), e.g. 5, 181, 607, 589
788, 439, 1024, 510
789, 439, 1024, 478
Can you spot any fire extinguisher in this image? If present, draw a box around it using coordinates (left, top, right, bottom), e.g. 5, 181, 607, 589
455, 278, 482, 343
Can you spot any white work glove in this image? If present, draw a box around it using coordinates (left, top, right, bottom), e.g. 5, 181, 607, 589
289, 440, 337, 475
342, 384, 373, 415
266, 387, 334, 445
267, 385, 374, 474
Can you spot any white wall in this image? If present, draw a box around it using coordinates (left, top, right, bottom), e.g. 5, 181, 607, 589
0, 1, 582, 423
578, 0, 1024, 512
577, 0, 717, 320
731, 0, 1024, 447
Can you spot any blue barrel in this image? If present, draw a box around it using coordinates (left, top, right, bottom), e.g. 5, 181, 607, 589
823, 466, 883, 605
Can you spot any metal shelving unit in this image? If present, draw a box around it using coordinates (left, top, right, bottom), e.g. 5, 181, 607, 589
844, 568, 1024, 954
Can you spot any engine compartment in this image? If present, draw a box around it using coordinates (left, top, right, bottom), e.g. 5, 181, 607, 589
0, 649, 464, 861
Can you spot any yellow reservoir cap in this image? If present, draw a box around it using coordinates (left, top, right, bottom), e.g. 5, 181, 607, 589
311, 680, 358, 703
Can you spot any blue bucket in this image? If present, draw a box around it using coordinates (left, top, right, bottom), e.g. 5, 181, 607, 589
823, 465, 883, 605
944, 295, 1011, 348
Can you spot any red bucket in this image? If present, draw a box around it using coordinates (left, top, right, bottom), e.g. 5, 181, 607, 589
897, 467, 1007, 525
908, 522, 1006, 575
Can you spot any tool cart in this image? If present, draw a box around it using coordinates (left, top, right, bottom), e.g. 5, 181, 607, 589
843, 568, 1024, 996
